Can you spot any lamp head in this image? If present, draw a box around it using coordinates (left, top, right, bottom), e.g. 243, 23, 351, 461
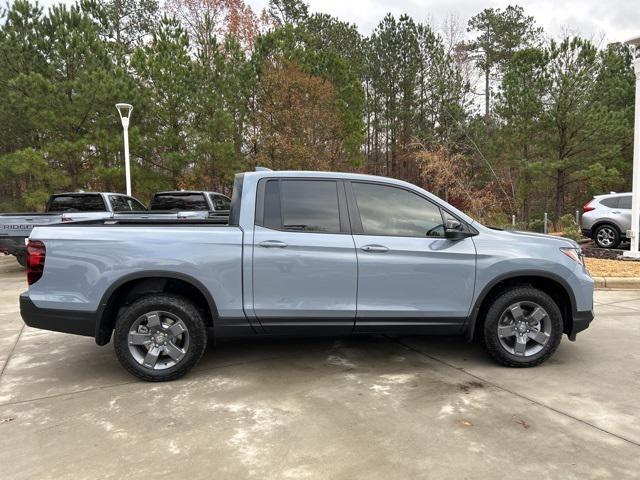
115, 103, 133, 128
625, 36, 640, 56
625, 36, 640, 48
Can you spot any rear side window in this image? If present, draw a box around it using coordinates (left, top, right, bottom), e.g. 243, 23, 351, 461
600, 197, 619, 208
261, 180, 342, 233
150, 193, 209, 211
618, 195, 631, 209
209, 194, 231, 211
48, 195, 106, 212
351, 182, 445, 237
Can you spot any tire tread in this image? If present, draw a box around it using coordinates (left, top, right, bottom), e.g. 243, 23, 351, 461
482, 286, 563, 368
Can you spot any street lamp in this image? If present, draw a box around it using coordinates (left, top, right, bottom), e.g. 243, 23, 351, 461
115, 103, 133, 196
622, 38, 640, 259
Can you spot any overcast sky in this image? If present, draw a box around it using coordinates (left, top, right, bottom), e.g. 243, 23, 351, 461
36, 0, 640, 45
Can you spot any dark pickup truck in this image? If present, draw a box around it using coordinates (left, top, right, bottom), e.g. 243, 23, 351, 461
1, 190, 231, 266
1, 192, 146, 266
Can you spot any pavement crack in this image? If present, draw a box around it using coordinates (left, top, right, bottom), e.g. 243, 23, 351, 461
0, 324, 25, 380
388, 336, 640, 449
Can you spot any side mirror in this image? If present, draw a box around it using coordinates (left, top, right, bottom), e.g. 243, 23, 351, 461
445, 218, 473, 240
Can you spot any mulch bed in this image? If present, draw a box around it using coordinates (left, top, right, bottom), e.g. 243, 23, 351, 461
578, 240, 640, 277
581, 242, 628, 260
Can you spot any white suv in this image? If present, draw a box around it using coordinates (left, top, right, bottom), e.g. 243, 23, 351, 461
581, 193, 631, 249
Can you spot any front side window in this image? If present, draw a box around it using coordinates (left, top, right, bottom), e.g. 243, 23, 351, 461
262, 179, 341, 233
110, 195, 146, 212
210, 194, 231, 211
48, 194, 106, 212
352, 182, 445, 237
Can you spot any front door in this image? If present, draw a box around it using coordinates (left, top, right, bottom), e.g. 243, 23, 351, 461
347, 181, 477, 333
252, 178, 357, 333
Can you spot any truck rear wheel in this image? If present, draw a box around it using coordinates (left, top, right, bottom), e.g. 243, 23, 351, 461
114, 294, 208, 381
482, 286, 563, 368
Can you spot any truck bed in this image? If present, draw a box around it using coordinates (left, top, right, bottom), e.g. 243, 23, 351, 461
27, 224, 244, 318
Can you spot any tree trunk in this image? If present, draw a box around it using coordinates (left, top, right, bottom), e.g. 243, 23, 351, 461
554, 169, 564, 229
484, 65, 490, 121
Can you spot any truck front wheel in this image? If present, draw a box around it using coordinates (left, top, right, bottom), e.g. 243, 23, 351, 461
16, 252, 26, 268
482, 286, 563, 367
114, 294, 208, 381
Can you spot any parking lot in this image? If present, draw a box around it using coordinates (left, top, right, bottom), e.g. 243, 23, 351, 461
0, 255, 639, 479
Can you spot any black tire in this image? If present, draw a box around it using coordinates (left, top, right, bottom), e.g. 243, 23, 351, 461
482, 286, 563, 368
593, 224, 621, 249
15, 252, 26, 268
114, 294, 208, 382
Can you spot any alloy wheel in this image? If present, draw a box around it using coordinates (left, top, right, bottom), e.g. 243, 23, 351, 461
596, 226, 616, 248
497, 301, 551, 357
127, 311, 190, 370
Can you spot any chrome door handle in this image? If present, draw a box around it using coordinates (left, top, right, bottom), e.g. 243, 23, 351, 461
611, 211, 621, 214
360, 244, 389, 253
259, 240, 288, 248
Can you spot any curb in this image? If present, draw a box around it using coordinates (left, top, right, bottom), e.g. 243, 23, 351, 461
592, 277, 640, 290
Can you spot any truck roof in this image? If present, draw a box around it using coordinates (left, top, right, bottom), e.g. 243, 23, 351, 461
240, 169, 477, 226
243, 169, 436, 188
52, 192, 130, 197
153, 190, 229, 196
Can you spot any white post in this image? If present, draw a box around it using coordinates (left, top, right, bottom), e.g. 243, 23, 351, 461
123, 124, 131, 196
624, 56, 640, 259
544, 213, 548, 234
115, 104, 133, 196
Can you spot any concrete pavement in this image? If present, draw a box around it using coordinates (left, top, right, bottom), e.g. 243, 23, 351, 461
0, 255, 639, 479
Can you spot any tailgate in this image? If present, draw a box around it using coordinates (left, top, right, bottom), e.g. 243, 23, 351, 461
0, 214, 62, 236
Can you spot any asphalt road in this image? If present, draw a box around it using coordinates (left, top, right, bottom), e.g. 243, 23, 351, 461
0, 255, 639, 479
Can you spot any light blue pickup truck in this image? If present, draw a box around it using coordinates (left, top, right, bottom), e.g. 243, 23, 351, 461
20, 170, 594, 381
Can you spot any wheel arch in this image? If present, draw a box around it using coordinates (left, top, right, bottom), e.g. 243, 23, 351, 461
95, 271, 218, 345
466, 271, 576, 342
591, 220, 622, 237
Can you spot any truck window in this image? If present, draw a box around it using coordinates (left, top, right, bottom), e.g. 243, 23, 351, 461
150, 193, 209, 211
48, 194, 107, 212
618, 195, 631, 209
110, 195, 147, 212
351, 182, 445, 238
209, 194, 231, 211
262, 180, 341, 233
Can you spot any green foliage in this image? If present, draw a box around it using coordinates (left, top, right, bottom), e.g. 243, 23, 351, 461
0, 0, 635, 222
557, 214, 582, 240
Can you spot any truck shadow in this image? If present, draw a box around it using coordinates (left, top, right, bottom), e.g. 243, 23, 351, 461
195, 333, 491, 376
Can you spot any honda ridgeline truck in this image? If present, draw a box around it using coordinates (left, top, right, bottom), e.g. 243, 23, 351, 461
20, 170, 594, 381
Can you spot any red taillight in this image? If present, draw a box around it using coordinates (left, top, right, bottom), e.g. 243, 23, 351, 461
583, 200, 595, 213
26, 240, 46, 285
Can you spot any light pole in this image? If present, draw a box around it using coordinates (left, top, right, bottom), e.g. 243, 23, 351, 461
115, 103, 133, 196
623, 38, 640, 259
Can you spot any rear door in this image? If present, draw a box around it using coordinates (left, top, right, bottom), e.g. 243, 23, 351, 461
347, 181, 476, 333
252, 178, 357, 333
